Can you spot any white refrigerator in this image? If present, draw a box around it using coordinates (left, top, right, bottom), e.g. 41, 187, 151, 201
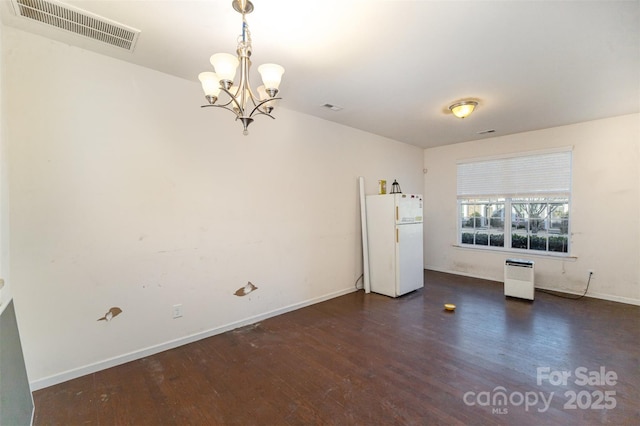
365, 194, 424, 297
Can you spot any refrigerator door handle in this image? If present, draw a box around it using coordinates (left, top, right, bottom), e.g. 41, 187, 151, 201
396, 206, 399, 222
396, 228, 399, 243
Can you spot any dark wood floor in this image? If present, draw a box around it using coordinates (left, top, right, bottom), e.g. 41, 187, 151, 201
33, 270, 640, 425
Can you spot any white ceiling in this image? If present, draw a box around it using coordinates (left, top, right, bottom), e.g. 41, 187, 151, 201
2, 0, 639, 148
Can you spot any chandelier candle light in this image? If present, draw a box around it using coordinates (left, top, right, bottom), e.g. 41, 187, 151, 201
198, 0, 284, 135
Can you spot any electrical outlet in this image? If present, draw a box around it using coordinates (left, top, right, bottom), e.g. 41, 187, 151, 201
172, 304, 183, 319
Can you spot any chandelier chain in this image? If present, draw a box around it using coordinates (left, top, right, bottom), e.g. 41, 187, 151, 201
239, 15, 251, 51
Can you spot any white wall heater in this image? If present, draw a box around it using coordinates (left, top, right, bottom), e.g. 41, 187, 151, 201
504, 259, 535, 300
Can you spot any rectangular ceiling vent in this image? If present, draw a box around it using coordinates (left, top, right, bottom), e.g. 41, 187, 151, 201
322, 103, 343, 112
10, 0, 140, 51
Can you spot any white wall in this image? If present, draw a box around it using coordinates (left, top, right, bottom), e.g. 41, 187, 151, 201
0, 9, 9, 314
1, 22, 34, 426
424, 114, 640, 305
4, 27, 424, 388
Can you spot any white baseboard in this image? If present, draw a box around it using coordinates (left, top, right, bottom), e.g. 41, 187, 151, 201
534, 285, 640, 306
425, 266, 640, 306
426, 265, 501, 284
30, 287, 357, 391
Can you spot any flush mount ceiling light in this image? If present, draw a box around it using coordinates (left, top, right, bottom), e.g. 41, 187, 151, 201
449, 101, 478, 119
198, 0, 284, 135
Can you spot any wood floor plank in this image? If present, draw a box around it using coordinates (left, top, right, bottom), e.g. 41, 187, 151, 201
33, 270, 640, 425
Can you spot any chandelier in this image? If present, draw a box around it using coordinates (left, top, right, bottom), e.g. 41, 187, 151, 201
198, 0, 284, 135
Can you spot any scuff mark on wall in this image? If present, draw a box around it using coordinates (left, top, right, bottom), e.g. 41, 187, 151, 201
97, 307, 123, 322
234, 282, 258, 297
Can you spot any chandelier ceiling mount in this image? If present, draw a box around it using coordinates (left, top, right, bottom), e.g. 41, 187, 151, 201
232, 0, 253, 14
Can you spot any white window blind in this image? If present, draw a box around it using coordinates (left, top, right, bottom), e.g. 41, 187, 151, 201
457, 150, 572, 198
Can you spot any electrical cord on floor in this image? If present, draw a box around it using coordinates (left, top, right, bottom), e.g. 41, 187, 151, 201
354, 273, 364, 290
537, 272, 593, 300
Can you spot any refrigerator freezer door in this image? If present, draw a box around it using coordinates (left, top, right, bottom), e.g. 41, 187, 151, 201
395, 194, 423, 224
396, 223, 424, 295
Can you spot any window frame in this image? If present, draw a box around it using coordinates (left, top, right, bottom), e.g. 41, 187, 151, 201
456, 148, 572, 257
458, 196, 571, 256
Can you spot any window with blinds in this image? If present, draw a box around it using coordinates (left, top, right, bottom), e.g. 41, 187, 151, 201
457, 149, 572, 254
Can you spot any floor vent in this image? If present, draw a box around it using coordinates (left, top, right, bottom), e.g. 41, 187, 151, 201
10, 0, 140, 51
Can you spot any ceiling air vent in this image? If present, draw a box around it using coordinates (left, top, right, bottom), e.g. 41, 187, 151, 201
322, 103, 343, 112
10, 0, 140, 51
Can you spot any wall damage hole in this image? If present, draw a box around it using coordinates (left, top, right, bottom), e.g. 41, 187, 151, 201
97, 307, 123, 321
234, 282, 258, 297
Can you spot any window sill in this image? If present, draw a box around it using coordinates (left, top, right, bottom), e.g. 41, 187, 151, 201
452, 244, 577, 261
